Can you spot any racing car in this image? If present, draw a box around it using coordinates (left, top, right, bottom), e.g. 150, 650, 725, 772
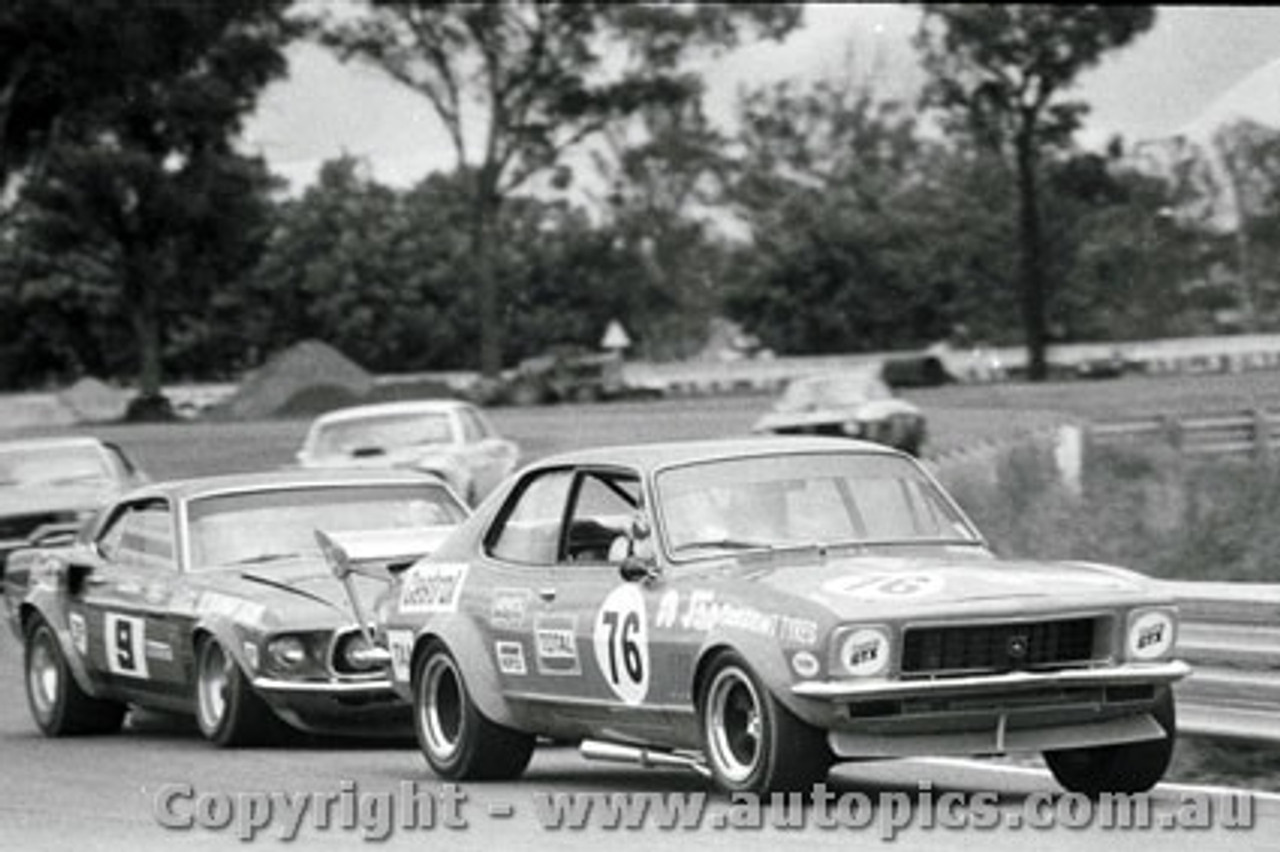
340, 437, 1188, 795
5, 470, 468, 745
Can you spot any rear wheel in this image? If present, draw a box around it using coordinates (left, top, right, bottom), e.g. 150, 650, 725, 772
24, 618, 125, 736
195, 637, 280, 747
1044, 687, 1176, 796
699, 651, 831, 794
414, 642, 534, 780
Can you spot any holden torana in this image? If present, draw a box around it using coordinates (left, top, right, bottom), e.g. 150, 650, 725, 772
4, 469, 468, 745
356, 437, 1188, 795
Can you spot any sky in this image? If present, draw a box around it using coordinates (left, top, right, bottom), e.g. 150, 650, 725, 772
241, 4, 1280, 192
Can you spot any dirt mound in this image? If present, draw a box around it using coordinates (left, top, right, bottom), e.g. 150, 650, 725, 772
215, 340, 373, 420
57, 377, 130, 423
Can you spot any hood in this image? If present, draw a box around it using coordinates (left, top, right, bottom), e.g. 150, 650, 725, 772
718, 549, 1157, 621
326, 526, 454, 563
194, 558, 390, 628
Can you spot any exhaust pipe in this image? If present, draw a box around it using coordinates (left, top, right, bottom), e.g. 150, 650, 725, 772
580, 739, 711, 778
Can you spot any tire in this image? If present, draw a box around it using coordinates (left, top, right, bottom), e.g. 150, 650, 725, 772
413, 641, 534, 780
698, 651, 832, 795
24, 618, 126, 736
195, 637, 281, 747
1044, 687, 1176, 796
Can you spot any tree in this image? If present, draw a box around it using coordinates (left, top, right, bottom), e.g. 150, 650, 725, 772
9, 2, 296, 402
319, 2, 799, 376
916, 5, 1156, 380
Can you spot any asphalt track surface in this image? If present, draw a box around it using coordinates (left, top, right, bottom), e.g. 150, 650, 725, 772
2, 388, 1279, 850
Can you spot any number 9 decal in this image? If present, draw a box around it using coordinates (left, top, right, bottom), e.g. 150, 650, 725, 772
105, 612, 149, 678
593, 585, 650, 705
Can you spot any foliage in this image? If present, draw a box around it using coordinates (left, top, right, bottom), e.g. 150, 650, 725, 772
916, 5, 1157, 380
318, 1, 800, 375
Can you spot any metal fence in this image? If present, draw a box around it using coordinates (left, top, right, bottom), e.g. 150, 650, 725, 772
1089, 410, 1280, 459
1167, 580, 1280, 743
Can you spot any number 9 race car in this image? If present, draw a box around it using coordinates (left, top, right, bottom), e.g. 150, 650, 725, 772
336, 437, 1188, 796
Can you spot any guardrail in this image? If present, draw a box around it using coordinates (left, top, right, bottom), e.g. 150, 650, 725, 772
1089, 409, 1280, 458
1166, 580, 1280, 743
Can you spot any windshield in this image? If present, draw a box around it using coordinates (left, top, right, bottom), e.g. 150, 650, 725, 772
774, 371, 891, 412
187, 484, 466, 569
656, 453, 978, 558
309, 412, 455, 459
0, 445, 112, 488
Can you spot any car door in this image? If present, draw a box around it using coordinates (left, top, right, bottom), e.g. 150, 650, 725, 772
540, 467, 680, 737
76, 498, 187, 703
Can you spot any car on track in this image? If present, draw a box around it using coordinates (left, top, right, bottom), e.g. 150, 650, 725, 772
295, 400, 519, 505
0, 437, 148, 577
4, 470, 468, 745
357, 437, 1188, 795
752, 368, 927, 456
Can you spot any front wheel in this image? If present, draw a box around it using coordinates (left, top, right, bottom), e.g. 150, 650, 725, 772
24, 618, 126, 736
195, 637, 280, 747
699, 651, 832, 794
1044, 687, 1176, 796
414, 642, 534, 780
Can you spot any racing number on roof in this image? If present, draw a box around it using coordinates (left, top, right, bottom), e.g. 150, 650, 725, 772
593, 585, 649, 705
104, 613, 149, 678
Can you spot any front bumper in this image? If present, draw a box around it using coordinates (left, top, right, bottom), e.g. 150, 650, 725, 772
793, 660, 1189, 759
252, 676, 410, 737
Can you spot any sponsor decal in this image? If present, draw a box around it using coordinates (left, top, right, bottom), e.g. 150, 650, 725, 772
654, 589, 681, 629
1128, 610, 1174, 660
592, 585, 650, 705
145, 639, 174, 663
104, 613, 149, 678
822, 573, 945, 600
840, 628, 890, 676
533, 615, 580, 676
198, 593, 266, 623
386, 630, 415, 682
676, 590, 819, 646
791, 650, 820, 679
495, 641, 528, 676
489, 588, 532, 630
399, 563, 469, 615
68, 612, 88, 656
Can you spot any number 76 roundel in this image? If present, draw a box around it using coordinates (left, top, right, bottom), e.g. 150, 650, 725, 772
592, 585, 650, 705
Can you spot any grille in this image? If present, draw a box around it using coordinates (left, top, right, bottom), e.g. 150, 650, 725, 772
0, 512, 67, 542
901, 618, 1098, 677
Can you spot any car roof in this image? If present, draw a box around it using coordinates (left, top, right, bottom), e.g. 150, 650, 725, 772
527, 436, 901, 473
309, 400, 470, 426
117, 468, 452, 503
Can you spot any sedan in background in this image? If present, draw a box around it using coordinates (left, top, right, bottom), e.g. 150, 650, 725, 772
0, 437, 147, 575
4, 470, 468, 745
295, 400, 519, 505
753, 368, 926, 456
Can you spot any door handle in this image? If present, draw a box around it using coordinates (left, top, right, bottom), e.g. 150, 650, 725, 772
537, 587, 557, 602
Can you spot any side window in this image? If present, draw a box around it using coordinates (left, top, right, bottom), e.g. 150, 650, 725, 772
564, 471, 641, 564
459, 410, 485, 444
96, 500, 175, 571
486, 470, 574, 564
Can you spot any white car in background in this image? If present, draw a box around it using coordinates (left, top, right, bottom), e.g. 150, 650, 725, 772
295, 401, 519, 505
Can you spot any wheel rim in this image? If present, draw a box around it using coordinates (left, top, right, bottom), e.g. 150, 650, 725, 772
705, 665, 764, 784
197, 642, 232, 731
419, 654, 464, 762
27, 629, 60, 721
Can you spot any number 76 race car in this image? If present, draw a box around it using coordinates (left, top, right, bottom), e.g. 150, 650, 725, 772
335, 437, 1188, 795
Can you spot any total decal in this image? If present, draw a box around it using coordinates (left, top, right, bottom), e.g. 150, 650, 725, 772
533, 615, 580, 676
398, 562, 468, 615
653, 589, 819, 646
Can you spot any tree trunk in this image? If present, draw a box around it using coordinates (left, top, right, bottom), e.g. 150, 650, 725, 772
472, 177, 502, 378
129, 265, 164, 398
1015, 127, 1048, 382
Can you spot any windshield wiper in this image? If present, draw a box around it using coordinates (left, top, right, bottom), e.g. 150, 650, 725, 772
230, 551, 305, 566
672, 538, 774, 553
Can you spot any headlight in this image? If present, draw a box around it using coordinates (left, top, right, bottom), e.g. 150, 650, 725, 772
266, 635, 309, 670
842, 420, 864, 436
1126, 609, 1176, 661
833, 626, 892, 677
335, 631, 391, 673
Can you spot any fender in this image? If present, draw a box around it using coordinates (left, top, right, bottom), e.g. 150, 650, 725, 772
692, 628, 827, 729
190, 615, 255, 678
12, 548, 104, 699
409, 612, 519, 728
18, 597, 102, 699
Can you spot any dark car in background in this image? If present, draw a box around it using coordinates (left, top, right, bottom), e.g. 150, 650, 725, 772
0, 437, 147, 576
752, 368, 927, 456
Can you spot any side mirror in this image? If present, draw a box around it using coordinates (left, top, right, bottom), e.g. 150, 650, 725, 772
619, 556, 661, 585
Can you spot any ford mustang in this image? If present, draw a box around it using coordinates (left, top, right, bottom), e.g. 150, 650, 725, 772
351, 437, 1188, 795
5, 469, 468, 745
